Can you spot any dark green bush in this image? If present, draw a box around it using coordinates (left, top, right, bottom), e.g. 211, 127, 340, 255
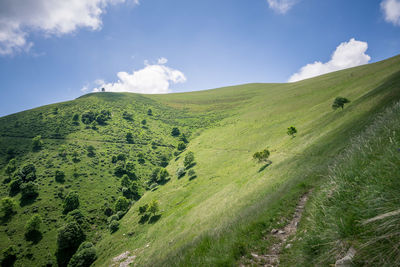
67, 242, 97, 267
332, 96, 350, 110
63, 192, 80, 214
21, 182, 39, 200
1, 197, 17, 219
171, 127, 180, 136
253, 149, 271, 163
56, 222, 85, 267
177, 142, 186, 151
287, 126, 297, 138
9, 178, 22, 196
184, 152, 195, 169
109, 220, 119, 233
55, 170, 66, 183
138, 204, 148, 214
32, 135, 43, 151
86, 145, 95, 157
25, 214, 42, 242
107, 215, 119, 224
114, 196, 130, 213
20, 163, 36, 182
126, 132, 134, 144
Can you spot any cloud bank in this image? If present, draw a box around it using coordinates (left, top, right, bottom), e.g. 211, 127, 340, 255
267, 0, 298, 14
92, 58, 186, 94
0, 0, 137, 55
288, 38, 371, 82
381, 0, 400, 26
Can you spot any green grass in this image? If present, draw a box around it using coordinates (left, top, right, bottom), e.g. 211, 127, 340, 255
280, 100, 400, 266
0, 54, 400, 266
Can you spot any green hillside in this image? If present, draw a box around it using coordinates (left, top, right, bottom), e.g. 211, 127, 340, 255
1, 54, 400, 266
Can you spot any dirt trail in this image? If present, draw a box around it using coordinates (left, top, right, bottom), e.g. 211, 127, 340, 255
245, 191, 311, 267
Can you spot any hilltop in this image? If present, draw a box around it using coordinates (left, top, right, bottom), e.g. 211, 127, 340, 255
1, 54, 400, 266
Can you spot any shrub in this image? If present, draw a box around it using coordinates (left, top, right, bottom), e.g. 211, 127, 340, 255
180, 133, 188, 143
55, 170, 66, 183
125, 161, 136, 179
171, 127, 180, 136
148, 199, 159, 216
287, 126, 297, 138
176, 167, 186, 178
81, 111, 96, 124
141, 119, 147, 125
25, 214, 42, 241
66, 210, 87, 226
147, 108, 153, 116
72, 151, 80, 163
32, 135, 43, 151
114, 196, 130, 213
72, 114, 80, 125
184, 152, 195, 169
121, 175, 131, 188
177, 142, 186, 151
122, 112, 133, 121
138, 204, 148, 214
21, 182, 39, 200
1, 246, 17, 266
9, 178, 22, 195
58, 145, 68, 157
114, 161, 125, 177
188, 169, 196, 178
332, 96, 350, 110
63, 192, 80, 214
5, 159, 17, 176
1, 197, 17, 219
126, 132, 134, 144
137, 153, 145, 164
67, 242, 97, 267
56, 222, 85, 267
107, 215, 119, 224
87, 145, 95, 157
109, 220, 119, 233
95, 110, 111, 125
158, 168, 169, 183
116, 210, 126, 220
20, 163, 36, 182
111, 155, 117, 163
253, 149, 271, 163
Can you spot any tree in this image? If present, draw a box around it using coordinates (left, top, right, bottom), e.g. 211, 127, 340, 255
56, 222, 85, 267
180, 133, 188, 143
1, 197, 17, 219
184, 152, 195, 169
171, 127, 180, 136
253, 149, 271, 163
332, 97, 350, 110
287, 126, 297, 138
32, 135, 43, 151
68, 242, 97, 267
63, 192, 80, 214
147, 199, 159, 216
114, 196, 130, 213
25, 214, 42, 241
157, 168, 169, 184
55, 170, 66, 183
126, 132, 134, 144
147, 109, 153, 116
176, 167, 186, 178
81, 111, 96, 124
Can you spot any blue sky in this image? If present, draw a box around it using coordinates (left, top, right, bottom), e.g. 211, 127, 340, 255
0, 0, 399, 116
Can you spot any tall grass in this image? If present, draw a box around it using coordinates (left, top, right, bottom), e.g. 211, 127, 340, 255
282, 101, 400, 266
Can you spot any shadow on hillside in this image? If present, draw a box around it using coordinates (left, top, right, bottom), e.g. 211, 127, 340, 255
189, 175, 197, 181
19, 196, 37, 207
149, 214, 161, 224
258, 162, 272, 172
139, 214, 150, 224
186, 162, 196, 170
25, 230, 43, 244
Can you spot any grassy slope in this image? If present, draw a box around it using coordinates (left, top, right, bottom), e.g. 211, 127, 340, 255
94, 55, 400, 266
0, 54, 399, 266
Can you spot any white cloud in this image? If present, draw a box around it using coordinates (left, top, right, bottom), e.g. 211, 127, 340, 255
0, 0, 137, 55
288, 38, 371, 82
381, 0, 400, 26
267, 0, 298, 14
93, 58, 186, 94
